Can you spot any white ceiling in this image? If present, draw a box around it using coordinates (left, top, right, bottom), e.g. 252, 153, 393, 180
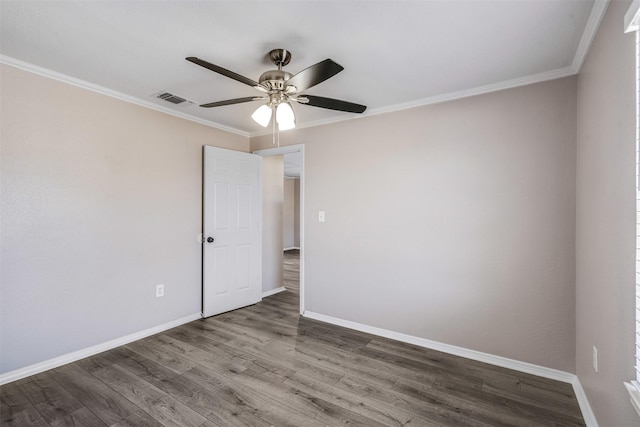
0, 1, 601, 136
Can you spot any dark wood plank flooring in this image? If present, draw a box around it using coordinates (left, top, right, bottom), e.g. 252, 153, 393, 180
1, 250, 585, 426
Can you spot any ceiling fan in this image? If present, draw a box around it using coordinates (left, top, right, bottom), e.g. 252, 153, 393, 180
186, 49, 366, 130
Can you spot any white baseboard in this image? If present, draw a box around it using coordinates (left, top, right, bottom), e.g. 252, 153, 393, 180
0, 307, 600, 426
0, 312, 202, 385
262, 286, 286, 298
304, 311, 575, 383
572, 377, 600, 427
304, 311, 599, 424
283, 247, 300, 251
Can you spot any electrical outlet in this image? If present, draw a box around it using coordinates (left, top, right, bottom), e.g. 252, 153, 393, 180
318, 211, 325, 222
156, 284, 165, 298
593, 346, 598, 373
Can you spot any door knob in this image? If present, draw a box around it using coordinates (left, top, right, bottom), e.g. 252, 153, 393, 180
206, 237, 214, 243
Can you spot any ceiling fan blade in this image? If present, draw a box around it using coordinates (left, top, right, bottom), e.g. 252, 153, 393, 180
285, 59, 344, 92
200, 97, 261, 108
186, 57, 259, 88
301, 95, 367, 113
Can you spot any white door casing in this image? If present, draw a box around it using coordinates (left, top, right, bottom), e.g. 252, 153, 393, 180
203, 146, 262, 317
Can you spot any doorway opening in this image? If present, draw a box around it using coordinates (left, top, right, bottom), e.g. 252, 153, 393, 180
254, 144, 305, 315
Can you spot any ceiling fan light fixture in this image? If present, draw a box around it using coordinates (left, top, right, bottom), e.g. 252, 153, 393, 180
252, 104, 272, 127
186, 50, 366, 132
278, 120, 296, 131
276, 102, 295, 130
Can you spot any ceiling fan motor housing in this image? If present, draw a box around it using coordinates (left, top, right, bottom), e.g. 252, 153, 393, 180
258, 70, 292, 91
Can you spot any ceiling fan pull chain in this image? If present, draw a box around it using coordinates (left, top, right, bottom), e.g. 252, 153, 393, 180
274, 118, 280, 148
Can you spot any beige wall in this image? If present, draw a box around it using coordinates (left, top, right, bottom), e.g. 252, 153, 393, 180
283, 178, 296, 249
6, 9, 637, 420
0, 64, 249, 373
252, 76, 577, 372
262, 156, 284, 292
294, 178, 301, 248
576, 1, 638, 425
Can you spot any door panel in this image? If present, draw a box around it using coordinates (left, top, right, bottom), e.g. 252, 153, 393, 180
203, 146, 261, 317
214, 183, 229, 229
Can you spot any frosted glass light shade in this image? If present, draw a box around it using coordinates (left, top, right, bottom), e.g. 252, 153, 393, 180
251, 104, 272, 127
278, 120, 295, 131
276, 102, 295, 130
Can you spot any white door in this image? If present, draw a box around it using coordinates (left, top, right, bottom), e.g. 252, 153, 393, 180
203, 146, 262, 317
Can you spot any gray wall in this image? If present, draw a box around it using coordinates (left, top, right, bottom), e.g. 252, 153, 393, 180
252, 76, 578, 372
0, 65, 249, 373
261, 156, 284, 292
576, 1, 638, 425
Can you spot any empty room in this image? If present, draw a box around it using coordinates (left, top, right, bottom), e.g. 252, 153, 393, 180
0, 1, 638, 426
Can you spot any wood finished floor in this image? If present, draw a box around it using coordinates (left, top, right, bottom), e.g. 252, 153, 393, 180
1, 250, 585, 426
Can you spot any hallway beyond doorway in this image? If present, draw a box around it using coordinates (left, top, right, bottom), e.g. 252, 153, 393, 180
283, 249, 300, 297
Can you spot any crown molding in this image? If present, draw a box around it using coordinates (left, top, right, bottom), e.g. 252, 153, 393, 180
0, 55, 250, 138
572, 0, 609, 71
625, 0, 640, 32
250, 1, 608, 139
3, 0, 608, 141
250, 65, 576, 138
358, 66, 577, 119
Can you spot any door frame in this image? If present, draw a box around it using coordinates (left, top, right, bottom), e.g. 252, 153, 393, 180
253, 144, 305, 315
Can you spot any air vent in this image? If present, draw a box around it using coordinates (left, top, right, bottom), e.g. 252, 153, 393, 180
152, 91, 194, 106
